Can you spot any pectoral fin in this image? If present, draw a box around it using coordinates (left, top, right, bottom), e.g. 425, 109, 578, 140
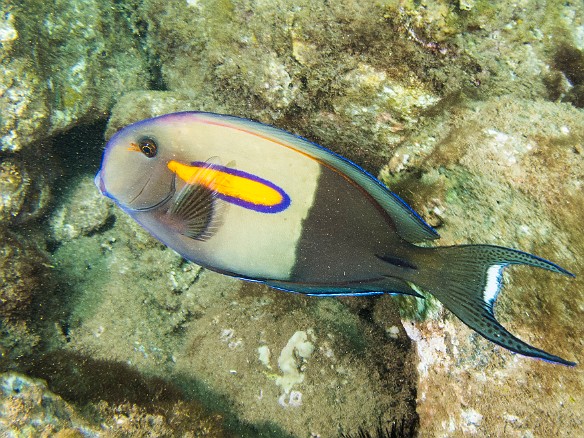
164, 160, 228, 241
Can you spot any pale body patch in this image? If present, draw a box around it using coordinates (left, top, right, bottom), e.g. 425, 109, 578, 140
129, 113, 320, 279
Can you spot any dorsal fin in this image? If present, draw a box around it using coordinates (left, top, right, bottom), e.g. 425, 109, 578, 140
339, 167, 439, 243
193, 112, 439, 243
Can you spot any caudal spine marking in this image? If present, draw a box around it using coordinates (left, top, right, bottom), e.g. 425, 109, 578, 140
484, 264, 504, 305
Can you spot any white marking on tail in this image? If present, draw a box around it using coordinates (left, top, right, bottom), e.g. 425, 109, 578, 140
484, 264, 504, 305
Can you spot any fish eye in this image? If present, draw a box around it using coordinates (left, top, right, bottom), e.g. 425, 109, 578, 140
138, 138, 158, 158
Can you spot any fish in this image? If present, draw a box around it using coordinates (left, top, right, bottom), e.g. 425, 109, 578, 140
95, 111, 576, 366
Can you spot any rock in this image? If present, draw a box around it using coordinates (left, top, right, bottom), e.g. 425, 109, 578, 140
117, 0, 472, 168
0, 372, 99, 436
382, 97, 584, 437
0, 371, 228, 437
0, 231, 51, 318
0, 159, 30, 224
114, 0, 583, 169
49, 176, 113, 242
0, 158, 52, 226
104, 90, 219, 140
0, 1, 148, 154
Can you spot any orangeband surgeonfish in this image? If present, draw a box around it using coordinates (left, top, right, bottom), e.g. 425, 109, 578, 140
95, 111, 576, 366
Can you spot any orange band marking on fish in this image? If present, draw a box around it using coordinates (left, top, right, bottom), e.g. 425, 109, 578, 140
167, 160, 290, 213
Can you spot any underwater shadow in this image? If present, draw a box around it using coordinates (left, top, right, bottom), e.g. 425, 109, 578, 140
17, 349, 296, 438
51, 120, 109, 182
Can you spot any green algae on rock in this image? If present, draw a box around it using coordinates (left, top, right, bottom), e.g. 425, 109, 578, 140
0, 230, 51, 319
382, 96, 584, 436
0, 0, 148, 154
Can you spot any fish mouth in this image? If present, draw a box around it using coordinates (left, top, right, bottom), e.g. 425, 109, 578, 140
95, 171, 117, 201
133, 174, 176, 212
95, 171, 107, 196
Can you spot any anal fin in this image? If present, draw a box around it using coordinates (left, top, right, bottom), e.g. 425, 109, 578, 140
264, 276, 423, 298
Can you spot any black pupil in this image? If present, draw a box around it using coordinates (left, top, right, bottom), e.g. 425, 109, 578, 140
139, 139, 157, 157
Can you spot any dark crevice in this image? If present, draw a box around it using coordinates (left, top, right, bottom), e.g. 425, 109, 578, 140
148, 52, 167, 91
50, 119, 109, 184
549, 43, 584, 108
339, 417, 419, 438
131, 15, 167, 91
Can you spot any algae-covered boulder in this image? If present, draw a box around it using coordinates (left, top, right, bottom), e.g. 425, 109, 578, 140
49, 177, 113, 242
382, 97, 584, 436
119, 0, 584, 168
0, 0, 147, 154
0, 372, 99, 436
0, 371, 228, 436
0, 0, 147, 225
121, 0, 469, 166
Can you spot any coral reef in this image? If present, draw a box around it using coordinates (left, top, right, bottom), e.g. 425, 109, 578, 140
383, 96, 584, 436
1, 0, 583, 436
1, 0, 147, 153
0, 10, 48, 154
114, 0, 472, 167
96, 400, 228, 437
0, 321, 41, 372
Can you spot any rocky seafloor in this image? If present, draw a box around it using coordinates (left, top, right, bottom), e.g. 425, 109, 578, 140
1, 0, 583, 436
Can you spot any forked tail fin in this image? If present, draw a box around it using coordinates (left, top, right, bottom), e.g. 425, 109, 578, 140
414, 244, 576, 366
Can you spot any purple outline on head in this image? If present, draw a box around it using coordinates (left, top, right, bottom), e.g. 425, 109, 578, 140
191, 161, 291, 213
